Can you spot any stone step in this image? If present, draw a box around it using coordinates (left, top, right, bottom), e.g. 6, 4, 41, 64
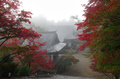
11, 75, 95, 79
28, 75, 95, 79
43, 75, 95, 79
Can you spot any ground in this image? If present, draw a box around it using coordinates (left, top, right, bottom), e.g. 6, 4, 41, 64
61, 47, 109, 79
3, 48, 111, 79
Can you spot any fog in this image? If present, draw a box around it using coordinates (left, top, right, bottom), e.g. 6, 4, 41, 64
29, 14, 77, 30
23, 14, 82, 42
23, 14, 79, 31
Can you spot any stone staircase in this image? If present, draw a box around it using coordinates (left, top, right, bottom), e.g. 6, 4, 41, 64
40, 75, 95, 79
13, 75, 95, 79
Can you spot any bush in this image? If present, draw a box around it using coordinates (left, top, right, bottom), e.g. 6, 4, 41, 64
0, 62, 18, 78
17, 65, 30, 76
61, 54, 79, 66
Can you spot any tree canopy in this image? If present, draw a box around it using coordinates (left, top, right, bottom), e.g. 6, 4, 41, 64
0, 0, 54, 77
0, 0, 40, 47
76, 0, 120, 79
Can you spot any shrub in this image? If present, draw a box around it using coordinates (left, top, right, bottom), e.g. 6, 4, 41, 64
18, 65, 30, 76
0, 62, 18, 78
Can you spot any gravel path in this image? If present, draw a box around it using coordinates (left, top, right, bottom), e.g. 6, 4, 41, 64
61, 47, 108, 79
34, 75, 95, 79
11, 75, 95, 79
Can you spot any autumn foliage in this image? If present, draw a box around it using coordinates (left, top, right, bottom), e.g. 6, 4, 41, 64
0, 0, 40, 47
0, 0, 54, 77
76, 0, 120, 78
1, 38, 54, 73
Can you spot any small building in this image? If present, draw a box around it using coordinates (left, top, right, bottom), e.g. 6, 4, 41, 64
22, 31, 66, 65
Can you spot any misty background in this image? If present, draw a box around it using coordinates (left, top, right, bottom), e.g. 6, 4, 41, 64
23, 15, 82, 42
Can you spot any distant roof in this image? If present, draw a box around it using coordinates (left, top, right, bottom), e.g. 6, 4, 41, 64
36, 31, 60, 46
21, 31, 66, 53
49, 26, 78, 42
48, 43, 66, 52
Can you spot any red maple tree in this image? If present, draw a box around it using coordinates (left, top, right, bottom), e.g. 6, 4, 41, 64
76, 0, 120, 79
0, 0, 40, 47
0, 0, 54, 74
1, 38, 54, 73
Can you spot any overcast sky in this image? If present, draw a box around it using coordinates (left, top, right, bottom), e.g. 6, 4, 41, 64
19, 0, 89, 22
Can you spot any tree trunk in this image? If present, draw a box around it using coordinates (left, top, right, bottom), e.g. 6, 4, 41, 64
115, 76, 119, 79
114, 74, 119, 79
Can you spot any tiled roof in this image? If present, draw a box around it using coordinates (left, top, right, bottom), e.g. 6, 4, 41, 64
21, 31, 66, 53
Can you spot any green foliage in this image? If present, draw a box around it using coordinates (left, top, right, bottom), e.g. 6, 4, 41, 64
60, 54, 79, 66
76, 0, 120, 78
0, 54, 13, 63
0, 53, 30, 77
13, 65, 30, 77
0, 62, 18, 78
60, 49, 79, 67
82, 53, 91, 58
17, 65, 30, 76
0, 53, 18, 78
65, 48, 77, 54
